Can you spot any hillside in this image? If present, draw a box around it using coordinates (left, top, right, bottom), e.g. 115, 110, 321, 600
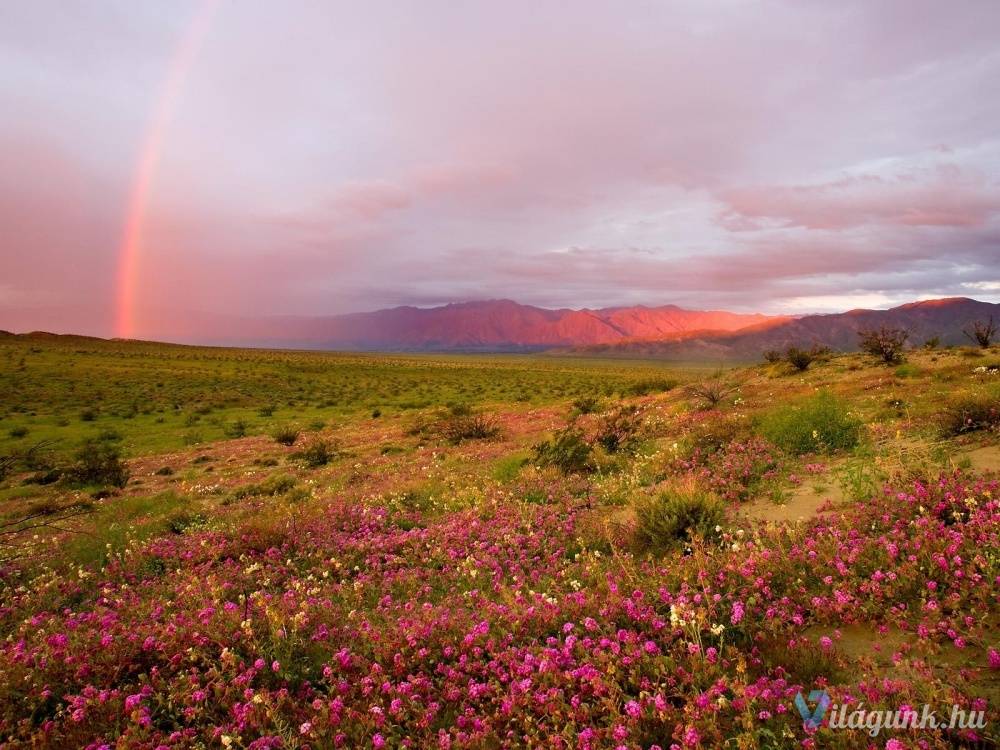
571, 297, 1000, 360
220, 300, 782, 351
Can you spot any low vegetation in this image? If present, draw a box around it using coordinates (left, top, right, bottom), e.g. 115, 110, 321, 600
758, 390, 862, 454
964, 316, 997, 348
0, 336, 997, 748
858, 326, 909, 364
632, 478, 725, 553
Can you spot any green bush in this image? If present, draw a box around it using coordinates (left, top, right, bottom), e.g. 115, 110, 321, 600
437, 413, 500, 444
224, 419, 248, 438
166, 511, 206, 534
757, 391, 861, 455
231, 473, 298, 500
633, 481, 725, 554
685, 417, 753, 457
572, 396, 602, 415
621, 378, 678, 397
533, 426, 593, 474
293, 438, 339, 467
271, 425, 300, 446
68, 437, 130, 488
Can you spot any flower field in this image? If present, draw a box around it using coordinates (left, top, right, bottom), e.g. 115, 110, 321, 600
0, 337, 998, 748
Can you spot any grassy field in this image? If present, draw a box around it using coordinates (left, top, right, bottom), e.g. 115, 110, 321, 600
0, 335, 998, 748
0, 335, 708, 459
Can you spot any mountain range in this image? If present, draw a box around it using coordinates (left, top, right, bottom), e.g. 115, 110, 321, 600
4, 297, 997, 359
569, 297, 999, 360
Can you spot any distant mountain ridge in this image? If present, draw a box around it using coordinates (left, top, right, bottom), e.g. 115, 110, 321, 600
568, 297, 1000, 360
4, 297, 997, 357
232, 300, 784, 351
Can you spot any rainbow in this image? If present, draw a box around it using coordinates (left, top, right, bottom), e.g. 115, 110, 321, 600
114, 0, 220, 339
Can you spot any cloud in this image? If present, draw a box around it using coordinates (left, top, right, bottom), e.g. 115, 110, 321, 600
1, 1, 1000, 333
718, 165, 1000, 230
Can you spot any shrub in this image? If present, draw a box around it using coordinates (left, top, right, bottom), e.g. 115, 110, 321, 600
594, 406, 642, 454
68, 437, 130, 488
685, 378, 737, 409
685, 418, 754, 457
758, 391, 862, 455
785, 346, 815, 372
533, 426, 593, 474
572, 396, 601, 415
632, 480, 725, 554
231, 473, 298, 500
8, 426, 28, 439
79, 408, 98, 422
621, 378, 678, 397
858, 327, 908, 364
762, 349, 783, 364
964, 316, 997, 348
224, 419, 248, 438
271, 425, 300, 446
437, 413, 500, 444
923, 335, 940, 350
939, 393, 1000, 436
294, 438, 339, 467
23, 468, 62, 485
166, 511, 206, 534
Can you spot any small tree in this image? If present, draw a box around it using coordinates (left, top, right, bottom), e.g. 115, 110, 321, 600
964, 316, 997, 349
785, 346, 815, 372
69, 438, 130, 488
858, 327, 908, 364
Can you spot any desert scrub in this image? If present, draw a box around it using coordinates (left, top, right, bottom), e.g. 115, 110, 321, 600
292, 438, 340, 467
230, 473, 298, 500
66, 435, 130, 488
835, 446, 887, 502
437, 412, 500, 444
757, 391, 862, 455
224, 418, 248, 438
939, 391, 1000, 436
632, 479, 725, 553
571, 395, 602, 415
594, 405, 643, 454
271, 424, 300, 446
620, 377, 678, 397
684, 376, 738, 410
858, 326, 909, 364
532, 425, 593, 474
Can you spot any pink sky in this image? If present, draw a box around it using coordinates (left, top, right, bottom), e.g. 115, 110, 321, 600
1, 0, 1000, 338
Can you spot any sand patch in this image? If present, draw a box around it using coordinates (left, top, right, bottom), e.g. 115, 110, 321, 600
955, 443, 1000, 473
743, 477, 847, 524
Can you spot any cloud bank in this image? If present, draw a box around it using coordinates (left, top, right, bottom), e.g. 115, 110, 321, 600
1, 0, 999, 336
